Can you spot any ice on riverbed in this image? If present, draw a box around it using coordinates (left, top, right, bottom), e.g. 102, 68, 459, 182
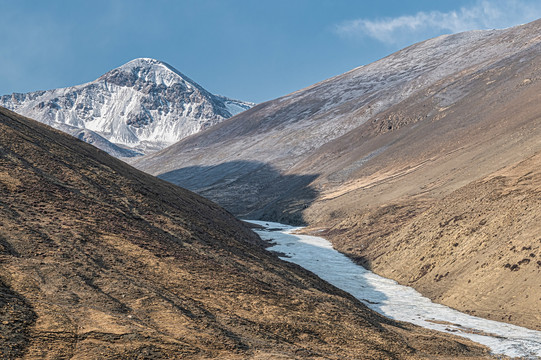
247, 220, 541, 359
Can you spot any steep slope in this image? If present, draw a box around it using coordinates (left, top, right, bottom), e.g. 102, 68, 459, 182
0, 58, 253, 156
301, 32, 541, 330
0, 106, 490, 359
133, 19, 541, 329
323, 152, 541, 331
133, 20, 541, 220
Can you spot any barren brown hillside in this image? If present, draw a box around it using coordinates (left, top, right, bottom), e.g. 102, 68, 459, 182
301, 32, 541, 330
0, 106, 492, 359
318, 152, 541, 331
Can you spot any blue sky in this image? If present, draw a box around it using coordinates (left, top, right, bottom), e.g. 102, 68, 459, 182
2, 0, 541, 103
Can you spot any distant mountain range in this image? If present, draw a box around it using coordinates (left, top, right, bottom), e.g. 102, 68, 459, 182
0, 58, 253, 157
133, 19, 541, 331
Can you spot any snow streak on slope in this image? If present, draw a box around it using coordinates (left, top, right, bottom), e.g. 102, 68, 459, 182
249, 221, 541, 359
0, 58, 253, 156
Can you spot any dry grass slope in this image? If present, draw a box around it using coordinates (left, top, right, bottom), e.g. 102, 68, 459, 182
0, 107, 491, 359
323, 153, 541, 331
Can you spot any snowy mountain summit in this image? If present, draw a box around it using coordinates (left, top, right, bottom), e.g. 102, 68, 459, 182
0, 58, 254, 157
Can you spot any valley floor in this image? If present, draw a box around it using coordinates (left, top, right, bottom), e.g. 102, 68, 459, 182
249, 221, 541, 359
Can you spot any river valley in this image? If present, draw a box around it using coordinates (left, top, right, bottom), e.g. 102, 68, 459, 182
248, 220, 541, 359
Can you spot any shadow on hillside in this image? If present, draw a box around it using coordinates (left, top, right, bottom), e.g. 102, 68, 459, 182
0, 278, 36, 359
158, 161, 319, 225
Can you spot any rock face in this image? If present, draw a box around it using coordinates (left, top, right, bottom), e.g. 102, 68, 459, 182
0, 58, 253, 157
133, 19, 541, 330
0, 106, 489, 359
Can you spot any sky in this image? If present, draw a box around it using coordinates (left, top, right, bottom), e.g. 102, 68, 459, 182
2, 0, 541, 103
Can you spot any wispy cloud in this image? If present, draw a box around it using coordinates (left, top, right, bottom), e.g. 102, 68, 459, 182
335, 0, 541, 44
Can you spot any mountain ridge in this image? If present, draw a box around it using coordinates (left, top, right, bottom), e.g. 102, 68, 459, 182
133, 21, 541, 222
136, 21, 541, 174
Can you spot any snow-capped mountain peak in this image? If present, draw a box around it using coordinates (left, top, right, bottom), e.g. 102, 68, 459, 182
100, 58, 199, 89
1, 58, 254, 157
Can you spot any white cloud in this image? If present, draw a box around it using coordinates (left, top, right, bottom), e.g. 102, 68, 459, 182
335, 0, 541, 44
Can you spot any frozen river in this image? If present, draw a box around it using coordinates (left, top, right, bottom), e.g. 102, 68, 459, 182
248, 220, 541, 359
